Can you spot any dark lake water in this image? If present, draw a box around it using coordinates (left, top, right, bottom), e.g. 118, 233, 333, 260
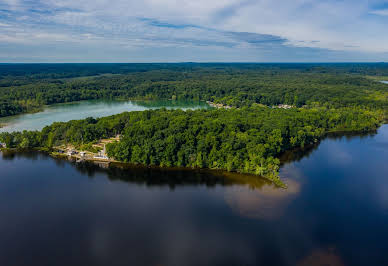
1, 125, 388, 266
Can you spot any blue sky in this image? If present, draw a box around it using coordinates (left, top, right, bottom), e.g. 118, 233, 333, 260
1, 0, 388, 62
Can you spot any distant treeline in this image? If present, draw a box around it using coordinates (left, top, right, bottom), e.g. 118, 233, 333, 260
2, 63, 388, 78
1, 63, 388, 117
0, 106, 383, 185
1, 63, 388, 185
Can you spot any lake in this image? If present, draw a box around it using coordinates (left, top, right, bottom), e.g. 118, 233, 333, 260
1, 121, 388, 265
380, 81, 388, 84
0, 100, 210, 132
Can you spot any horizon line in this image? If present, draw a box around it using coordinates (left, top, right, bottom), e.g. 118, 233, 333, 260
0, 62, 386, 64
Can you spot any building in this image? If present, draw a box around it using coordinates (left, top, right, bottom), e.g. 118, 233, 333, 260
274, 104, 294, 109
93, 144, 109, 160
67, 149, 76, 156
0, 142, 6, 148
207, 101, 233, 109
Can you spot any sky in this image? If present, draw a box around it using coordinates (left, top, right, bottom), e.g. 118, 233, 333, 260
1, 0, 388, 62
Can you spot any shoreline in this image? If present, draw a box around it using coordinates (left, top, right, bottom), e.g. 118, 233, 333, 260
0, 147, 286, 188
0, 98, 210, 121
2, 123, 386, 188
50, 150, 287, 188
1, 122, 385, 190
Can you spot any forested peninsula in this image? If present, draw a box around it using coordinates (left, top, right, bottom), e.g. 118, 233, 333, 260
1, 63, 388, 185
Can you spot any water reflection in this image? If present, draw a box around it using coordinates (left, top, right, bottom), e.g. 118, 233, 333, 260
280, 142, 320, 165
279, 129, 377, 166
297, 247, 345, 266
1, 150, 272, 190
1, 126, 388, 266
0, 150, 283, 266
224, 178, 301, 220
326, 130, 377, 140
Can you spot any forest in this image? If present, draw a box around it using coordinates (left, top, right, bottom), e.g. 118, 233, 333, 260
1, 63, 388, 184
0, 106, 383, 185
1, 63, 388, 117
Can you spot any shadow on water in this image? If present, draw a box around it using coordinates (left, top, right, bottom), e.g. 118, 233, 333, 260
1, 125, 388, 266
279, 129, 378, 165
1, 128, 379, 190
1, 127, 381, 196
0, 150, 273, 190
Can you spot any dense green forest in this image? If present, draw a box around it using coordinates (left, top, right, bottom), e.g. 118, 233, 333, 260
1, 63, 388, 185
1, 63, 388, 117
0, 106, 383, 185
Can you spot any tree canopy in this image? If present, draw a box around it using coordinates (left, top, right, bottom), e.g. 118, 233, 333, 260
1, 63, 388, 185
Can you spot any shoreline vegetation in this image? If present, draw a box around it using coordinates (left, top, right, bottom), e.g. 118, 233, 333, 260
0, 148, 276, 190
2, 63, 388, 119
0, 107, 383, 187
1, 63, 388, 187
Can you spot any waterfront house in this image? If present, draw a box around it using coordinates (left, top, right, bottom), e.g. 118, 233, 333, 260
0, 142, 6, 148
277, 104, 294, 109
67, 150, 76, 156
93, 144, 109, 160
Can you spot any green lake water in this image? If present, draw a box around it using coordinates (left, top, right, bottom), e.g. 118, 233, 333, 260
0, 100, 210, 132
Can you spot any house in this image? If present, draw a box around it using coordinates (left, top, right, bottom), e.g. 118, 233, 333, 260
0, 142, 6, 148
67, 150, 76, 156
277, 104, 294, 109
207, 101, 233, 109
79, 151, 86, 157
93, 144, 109, 160
272, 104, 294, 109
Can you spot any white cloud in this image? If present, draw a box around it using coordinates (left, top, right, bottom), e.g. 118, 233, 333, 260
212, 0, 388, 53
1, 0, 388, 61
38, 0, 388, 53
370, 9, 388, 16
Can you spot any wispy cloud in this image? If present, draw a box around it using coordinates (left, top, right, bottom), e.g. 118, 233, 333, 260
0, 0, 388, 62
370, 9, 388, 16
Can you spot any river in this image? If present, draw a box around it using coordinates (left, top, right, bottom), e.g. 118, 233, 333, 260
1, 118, 388, 265
0, 100, 210, 132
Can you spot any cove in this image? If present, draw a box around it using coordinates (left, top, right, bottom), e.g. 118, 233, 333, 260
0, 99, 210, 132
1, 125, 388, 266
